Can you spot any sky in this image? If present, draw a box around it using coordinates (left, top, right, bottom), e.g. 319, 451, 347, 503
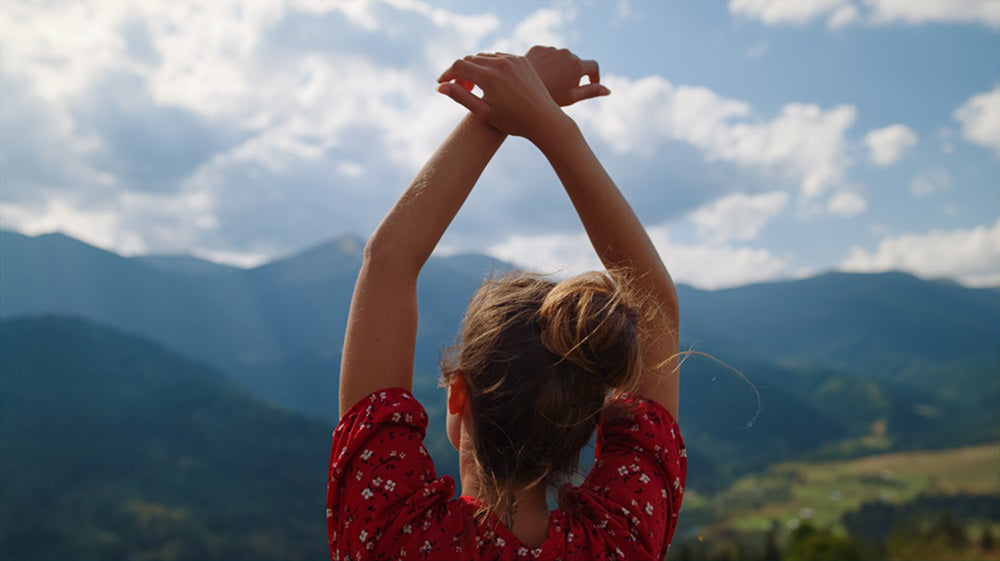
1, 0, 998, 290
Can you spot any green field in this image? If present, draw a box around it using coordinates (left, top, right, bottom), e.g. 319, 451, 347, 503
685, 442, 1000, 535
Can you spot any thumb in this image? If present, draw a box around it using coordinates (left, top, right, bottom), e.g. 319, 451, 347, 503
572, 84, 611, 103
570, 83, 611, 104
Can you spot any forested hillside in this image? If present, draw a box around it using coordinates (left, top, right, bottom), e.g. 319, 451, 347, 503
0, 316, 330, 560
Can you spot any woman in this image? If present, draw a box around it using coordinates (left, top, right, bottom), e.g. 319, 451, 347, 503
328, 47, 685, 561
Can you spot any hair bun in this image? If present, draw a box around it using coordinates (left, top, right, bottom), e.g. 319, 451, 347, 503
537, 272, 641, 390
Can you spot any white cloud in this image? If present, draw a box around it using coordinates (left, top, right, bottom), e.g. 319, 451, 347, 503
864, 124, 918, 166
866, 0, 1000, 30
826, 190, 867, 217
745, 40, 769, 59
828, 3, 861, 28
0, 0, 501, 260
572, 75, 856, 199
729, 0, 852, 26
840, 219, 1000, 286
909, 168, 952, 198
953, 85, 1000, 155
729, 0, 1000, 29
690, 191, 789, 242
486, 227, 791, 290
489, 7, 571, 54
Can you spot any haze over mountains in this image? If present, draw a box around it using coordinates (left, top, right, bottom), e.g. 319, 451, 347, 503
1, 229, 997, 558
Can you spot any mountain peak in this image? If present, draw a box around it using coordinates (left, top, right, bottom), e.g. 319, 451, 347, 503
250, 234, 365, 283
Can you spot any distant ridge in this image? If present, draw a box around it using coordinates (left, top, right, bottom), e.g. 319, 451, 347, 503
134, 254, 241, 275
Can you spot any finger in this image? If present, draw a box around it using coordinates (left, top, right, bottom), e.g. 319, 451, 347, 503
570, 83, 611, 104
437, 82, 491, 116
437, 58, 488, 84
580, 59, 600, 86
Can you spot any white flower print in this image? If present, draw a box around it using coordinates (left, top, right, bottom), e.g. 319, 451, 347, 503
359, 530, 368, 543
518, 546, 529, 557
385, 479, 396, 492
361, 449, 373, 461
617, 465, 629, 476
392, 412, 402, 422
639, 473, 650, 484
372, 477, 383, 488
495, 537, 506, 548
361, 487, 373, 500
403, 524, 412, 534
645, 502, 654, 516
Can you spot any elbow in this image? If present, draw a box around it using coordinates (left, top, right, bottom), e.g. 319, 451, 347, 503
361, 233, 420, 281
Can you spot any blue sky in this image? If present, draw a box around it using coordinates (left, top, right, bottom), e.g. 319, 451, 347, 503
1, 0, 997, 289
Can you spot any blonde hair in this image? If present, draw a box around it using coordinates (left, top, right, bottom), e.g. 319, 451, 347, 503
440, 270, 650, 519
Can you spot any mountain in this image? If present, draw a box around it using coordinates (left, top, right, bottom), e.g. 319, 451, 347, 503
0, 231, 487, 422
677, 272, 1000, 379
2, 230, 997, 490
133, 254, 241, 276
0, 316, 330, 560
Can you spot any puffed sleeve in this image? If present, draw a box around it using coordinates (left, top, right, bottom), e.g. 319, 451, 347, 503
327, 388, 456, 561
566, 395, 687, 561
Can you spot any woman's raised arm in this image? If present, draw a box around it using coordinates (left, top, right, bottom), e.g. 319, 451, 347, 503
338, 114, 506, 417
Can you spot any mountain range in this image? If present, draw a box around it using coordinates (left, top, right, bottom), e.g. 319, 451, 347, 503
1, 229, 997, 557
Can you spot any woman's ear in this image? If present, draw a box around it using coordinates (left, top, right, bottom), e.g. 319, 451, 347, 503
447, 373, 468, 415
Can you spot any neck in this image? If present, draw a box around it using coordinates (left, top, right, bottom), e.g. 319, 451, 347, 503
459, 448, 551, 548
456, 424, 552, 547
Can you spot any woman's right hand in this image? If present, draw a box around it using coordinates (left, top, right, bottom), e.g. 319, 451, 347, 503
524, 46, 609, 107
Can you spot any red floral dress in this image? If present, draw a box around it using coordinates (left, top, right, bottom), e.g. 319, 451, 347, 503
327, 388, 686, 561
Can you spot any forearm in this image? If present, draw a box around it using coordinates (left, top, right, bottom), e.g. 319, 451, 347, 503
537, 118, 677, 305
365, 114, 506, 277
537, 116, 680, 415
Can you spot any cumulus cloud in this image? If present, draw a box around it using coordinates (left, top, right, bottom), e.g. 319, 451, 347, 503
864, 124, 918, 166
729, 0, 857, 28
840, 219, 1000, 286
489, 7, 571, 53
486, 227, 791, 290
866, 0, 1000, 29
953, 85, 1000, 156
729, 0, 999, 30
690, 191, 789, 242
909, 168, 952, 198
572, 75, 856, 199
826, 190, 867, 217
0, 0, 509, 262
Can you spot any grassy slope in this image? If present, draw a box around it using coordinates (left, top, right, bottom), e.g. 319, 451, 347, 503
684, 442, 1000, 535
